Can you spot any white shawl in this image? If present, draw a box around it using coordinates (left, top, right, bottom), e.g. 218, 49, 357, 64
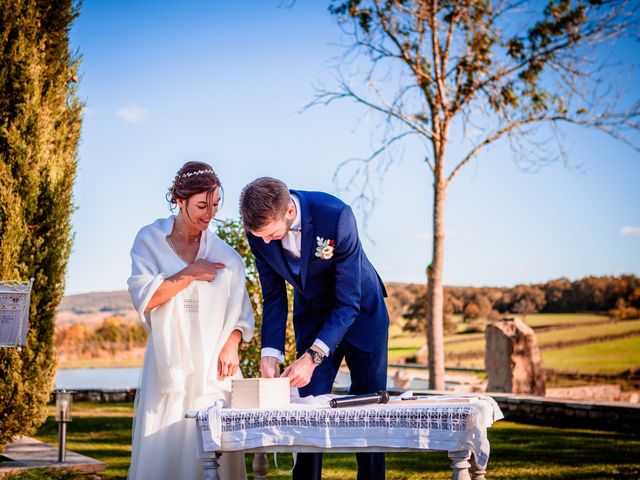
127, 216, 254, 396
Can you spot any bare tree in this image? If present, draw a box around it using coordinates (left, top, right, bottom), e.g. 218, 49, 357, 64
313, 0, 639, 389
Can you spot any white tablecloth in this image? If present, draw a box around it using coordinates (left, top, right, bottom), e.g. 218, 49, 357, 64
196, 394, 503, 468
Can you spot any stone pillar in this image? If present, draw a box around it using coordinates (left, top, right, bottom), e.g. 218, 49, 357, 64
485, 317, 545, 396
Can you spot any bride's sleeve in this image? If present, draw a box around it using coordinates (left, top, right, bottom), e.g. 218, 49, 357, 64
127, 228, 166, 332
229, 259, 255, 342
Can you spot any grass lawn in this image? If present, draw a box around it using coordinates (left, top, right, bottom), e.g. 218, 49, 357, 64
450, 335, 640, 373
536, 320, 640, 345
390, 313, 621, 354
8, 402, 635, 480
444, 320, 640, 356
27, 403, 134, 480
524, 313, 612, 328
542, 336, 640, 374
387, 314, 640, 375
388, 324, 426, 361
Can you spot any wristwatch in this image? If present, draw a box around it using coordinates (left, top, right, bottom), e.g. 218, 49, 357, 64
306, 348, 326, 365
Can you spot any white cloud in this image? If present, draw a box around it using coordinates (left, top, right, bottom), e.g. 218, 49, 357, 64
115, 103, 148, 124
620, 226, 640, 238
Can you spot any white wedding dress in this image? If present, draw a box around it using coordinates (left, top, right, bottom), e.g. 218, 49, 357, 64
127, 216, 254, 480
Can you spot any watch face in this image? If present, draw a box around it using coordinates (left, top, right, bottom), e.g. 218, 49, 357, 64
308, 349, 324, 364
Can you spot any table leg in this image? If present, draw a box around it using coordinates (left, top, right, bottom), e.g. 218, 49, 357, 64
448, 450, 472, 480
253, 452, 269, 479
202, 452, 221, 480
469, 453, 487, 480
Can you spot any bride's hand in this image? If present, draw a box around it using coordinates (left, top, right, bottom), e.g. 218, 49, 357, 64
218, 330, 242, 378
186, 259, 225, 282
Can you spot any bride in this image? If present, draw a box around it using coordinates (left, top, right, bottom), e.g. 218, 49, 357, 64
127, 162, 254, 480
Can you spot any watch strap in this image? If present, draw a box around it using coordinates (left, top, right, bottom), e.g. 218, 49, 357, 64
306, 348, 325, 364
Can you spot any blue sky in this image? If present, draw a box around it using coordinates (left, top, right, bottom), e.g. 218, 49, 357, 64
65, 0, 640, 295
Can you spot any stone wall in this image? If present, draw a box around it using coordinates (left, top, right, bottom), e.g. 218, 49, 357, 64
51, 388, 137, 403
545, 384, 640, 403
489, 392, 639, 434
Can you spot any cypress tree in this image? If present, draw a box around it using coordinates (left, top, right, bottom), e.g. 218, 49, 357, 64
0, 0, 82, 445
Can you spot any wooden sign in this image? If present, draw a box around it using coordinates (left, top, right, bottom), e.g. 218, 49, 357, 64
0, 279, 33, 349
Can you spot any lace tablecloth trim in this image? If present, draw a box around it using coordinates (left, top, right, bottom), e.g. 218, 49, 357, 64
219, 405, 477, 433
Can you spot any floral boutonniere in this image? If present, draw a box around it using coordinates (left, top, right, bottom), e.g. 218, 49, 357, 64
315, 237, 335, 260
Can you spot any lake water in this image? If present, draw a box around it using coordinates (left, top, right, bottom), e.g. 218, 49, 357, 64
54, 368, 431, 391
55, 367, 141, 390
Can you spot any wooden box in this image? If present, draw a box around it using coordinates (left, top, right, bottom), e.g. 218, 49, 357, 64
231, 378, 291, 409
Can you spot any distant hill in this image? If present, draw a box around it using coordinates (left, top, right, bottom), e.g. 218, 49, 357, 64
57, 284, 414, 317
59, 290, 132, 314
58, 274, 638, 320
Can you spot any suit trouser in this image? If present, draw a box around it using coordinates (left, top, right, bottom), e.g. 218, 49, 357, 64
293, 337, 388, 480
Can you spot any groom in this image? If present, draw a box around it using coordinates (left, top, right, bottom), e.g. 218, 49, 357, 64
239, 177, 389, 480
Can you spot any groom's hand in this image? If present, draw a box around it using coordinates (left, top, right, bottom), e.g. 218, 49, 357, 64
260, 356, 281, 378
282, 354, 316, 388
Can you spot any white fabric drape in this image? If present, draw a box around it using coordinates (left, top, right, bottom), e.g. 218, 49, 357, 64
127, 216, 254, 480
200, 394, 504, 469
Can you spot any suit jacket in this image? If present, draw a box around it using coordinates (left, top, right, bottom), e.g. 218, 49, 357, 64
247, 190, 389, 354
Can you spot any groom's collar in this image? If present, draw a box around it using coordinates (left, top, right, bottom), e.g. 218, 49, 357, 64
290, 189, 313, 228
289, 193, 302, 232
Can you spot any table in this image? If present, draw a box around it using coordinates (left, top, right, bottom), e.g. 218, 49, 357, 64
189, 394, 503, 480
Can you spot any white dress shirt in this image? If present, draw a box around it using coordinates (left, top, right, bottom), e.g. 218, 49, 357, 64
261, 194, 330, 363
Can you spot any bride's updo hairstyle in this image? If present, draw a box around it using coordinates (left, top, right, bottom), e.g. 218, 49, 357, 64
167, 161, 223, 218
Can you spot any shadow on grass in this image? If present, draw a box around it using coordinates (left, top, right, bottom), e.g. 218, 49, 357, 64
2, 470, 87, 480
484, 424, 640, 480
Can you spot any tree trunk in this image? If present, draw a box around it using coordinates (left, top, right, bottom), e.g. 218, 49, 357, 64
427, 154, 447, 390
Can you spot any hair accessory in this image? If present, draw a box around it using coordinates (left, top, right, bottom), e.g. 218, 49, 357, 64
176, 169, 214, 179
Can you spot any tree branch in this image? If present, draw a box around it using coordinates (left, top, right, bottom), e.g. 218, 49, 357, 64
449, 108, 640, 183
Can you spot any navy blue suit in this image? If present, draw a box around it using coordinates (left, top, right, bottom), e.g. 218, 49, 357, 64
247, 190, 389, 480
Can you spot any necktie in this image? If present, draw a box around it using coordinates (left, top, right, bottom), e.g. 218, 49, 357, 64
284, 229, 301, 276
